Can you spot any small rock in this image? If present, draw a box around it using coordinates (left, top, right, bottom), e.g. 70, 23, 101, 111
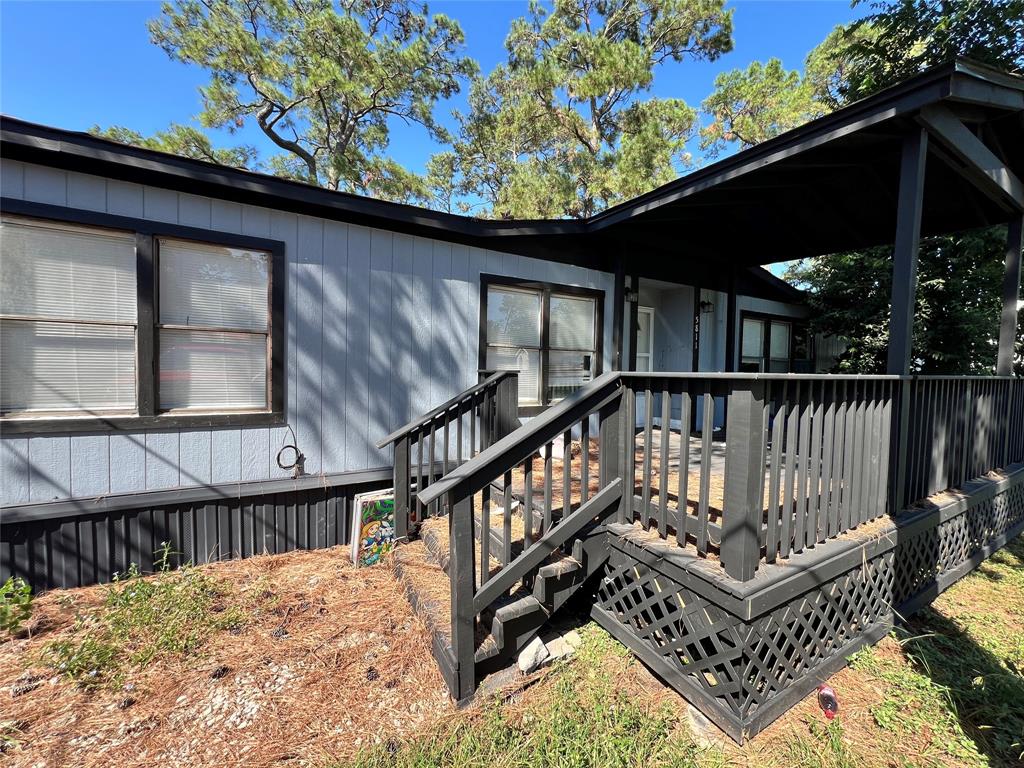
271, 627, 288, 639
384, 679, 398, 689
365, 666, 380, 682
517, 636, 550, 673
210, 665, 230, 680
118, 697, 136, 710
10, 674, 43, 698
542, 634, 577, 662
562, 630, 583, 649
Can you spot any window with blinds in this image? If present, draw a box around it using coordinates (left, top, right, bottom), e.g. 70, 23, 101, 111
0, 218, 138, 414
157, 239, 270, 411
483, 279, 601, 408
1, 208, 282, 430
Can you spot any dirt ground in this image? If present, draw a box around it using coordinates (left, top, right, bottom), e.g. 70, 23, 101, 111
0, 550, 453, 768
3, 532, 1021, 768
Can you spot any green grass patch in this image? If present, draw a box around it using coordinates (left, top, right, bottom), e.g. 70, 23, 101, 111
43, 545, 241, 688
349, 625, 727, 768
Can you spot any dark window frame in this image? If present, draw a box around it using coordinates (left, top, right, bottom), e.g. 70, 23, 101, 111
479, 274, 604, 417
0, 197, 286, 435
738, 310, 815, 374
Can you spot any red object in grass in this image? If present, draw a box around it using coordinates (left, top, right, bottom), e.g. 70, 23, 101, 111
817, 684, 840, 720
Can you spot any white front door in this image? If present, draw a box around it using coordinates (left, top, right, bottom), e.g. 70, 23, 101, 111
635, 306, 655, 371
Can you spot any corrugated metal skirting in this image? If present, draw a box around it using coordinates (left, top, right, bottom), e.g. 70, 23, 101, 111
2, 480, 387, 592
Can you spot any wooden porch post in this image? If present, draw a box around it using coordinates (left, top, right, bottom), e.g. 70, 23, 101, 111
887, 128, 928, 375
722, 380, 766, 581
888, 128, 928, 513
612, 261, 625, 371
725, 270, 737, 373
627, 273, 639, 372
997, 215, 1023, 376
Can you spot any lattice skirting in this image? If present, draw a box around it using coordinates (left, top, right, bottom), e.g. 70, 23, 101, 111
593, 475, 1024, 743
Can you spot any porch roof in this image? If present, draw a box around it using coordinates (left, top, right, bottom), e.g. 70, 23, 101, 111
591, 58, 1024, 270
2, 58, 1022, 282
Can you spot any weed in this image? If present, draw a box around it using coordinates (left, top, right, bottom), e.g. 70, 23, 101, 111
43, 543, 241, 687
1, 576, 32, 637
349, 625, 725, 768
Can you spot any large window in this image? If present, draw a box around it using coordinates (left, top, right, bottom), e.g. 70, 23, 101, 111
0, 202, 284, 432
481, 276, 602, 410
739, 313, 813, 373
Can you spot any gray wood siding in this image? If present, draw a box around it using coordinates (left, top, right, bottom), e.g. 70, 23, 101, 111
0, 160, 615, 505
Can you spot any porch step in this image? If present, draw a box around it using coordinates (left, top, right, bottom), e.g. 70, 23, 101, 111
398, 510, 607, 686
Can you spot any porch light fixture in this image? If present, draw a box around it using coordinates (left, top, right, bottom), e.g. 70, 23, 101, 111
699, 300, 715, 314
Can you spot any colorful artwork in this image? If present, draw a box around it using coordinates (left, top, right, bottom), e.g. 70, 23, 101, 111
350, 490, 396, 567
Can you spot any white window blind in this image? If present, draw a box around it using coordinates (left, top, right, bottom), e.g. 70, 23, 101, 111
0, 217, 137, 414
484, 283, 599, 407
550, 295, 595, 349
486, 287, 540, 346
157, 239, 270, 411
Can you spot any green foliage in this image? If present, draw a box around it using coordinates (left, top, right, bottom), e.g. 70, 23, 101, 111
783, 719, 859, 768
349, 624, 727, 768
434, 0, 733, 218
785, 226, 1020, 374
90, 123, 259, 169
138, 0, 475, 200
699, 58, 820, 156
703, 0, 1023, 374
0, 576, 32, 637
841, 0, 1024, 103
43, 544, 240, 688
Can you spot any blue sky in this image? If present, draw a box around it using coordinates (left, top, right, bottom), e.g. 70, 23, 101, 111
1, 0, 868, 176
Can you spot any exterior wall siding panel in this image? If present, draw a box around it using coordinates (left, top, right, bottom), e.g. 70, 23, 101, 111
0, 159, 616, 505
1, 473, 390, 591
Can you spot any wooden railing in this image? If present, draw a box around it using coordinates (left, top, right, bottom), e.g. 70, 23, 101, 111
416, 372, 626, 699
899, 376, 1023, 505
406, 371, 1022, 699
376, 370, 519, 539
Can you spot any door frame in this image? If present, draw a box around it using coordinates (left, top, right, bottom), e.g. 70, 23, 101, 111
635, 305, 655, 371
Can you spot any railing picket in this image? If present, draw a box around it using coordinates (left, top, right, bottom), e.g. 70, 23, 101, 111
829, 380, 847, 538
580, 416, 590, 505
781, 381, 799, 558
818, 380, 835, 543
480, 480, 491, 584
677, 390, 692, 547
443, 416, 451, 478
697, 385, 713, 555
524, 457, 534, 549
808, 382, 823, 548
503, 469, 513, 565
795, 382, 811, 552
625, 387, 637, 524
877, 380, 893, 516
456, 403, 464, 465
642, 384, 654, 529
543, 441, 553, 533
417, 433, 426, 522
766, 382, 785, 562
470, 390, 478, 457
840, 381, 858, 532
428, 421, 438, 518
658, 386, 671, 537
563, 429, 572, 517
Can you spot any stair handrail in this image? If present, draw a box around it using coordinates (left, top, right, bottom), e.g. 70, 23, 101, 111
376, 369, 517, 449
417, 371, 624, 508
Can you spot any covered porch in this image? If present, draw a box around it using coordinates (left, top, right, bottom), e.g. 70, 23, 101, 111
382, 59, 1024, 743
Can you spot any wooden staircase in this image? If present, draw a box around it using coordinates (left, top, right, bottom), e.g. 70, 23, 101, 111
393, 483, 611, 683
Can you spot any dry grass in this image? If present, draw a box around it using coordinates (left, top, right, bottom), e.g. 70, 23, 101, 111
3, 531, 1020, 768
0, 549, 452, 767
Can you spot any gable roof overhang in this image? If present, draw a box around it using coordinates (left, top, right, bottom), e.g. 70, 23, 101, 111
2, 58, 1022, 294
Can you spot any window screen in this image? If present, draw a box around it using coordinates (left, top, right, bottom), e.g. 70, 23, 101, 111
484, 282, 600, 407
157, 239, 270, 411
0, 218, 137, 414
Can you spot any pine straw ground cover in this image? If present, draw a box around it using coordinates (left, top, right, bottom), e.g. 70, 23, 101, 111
2, 535, 1022, 768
